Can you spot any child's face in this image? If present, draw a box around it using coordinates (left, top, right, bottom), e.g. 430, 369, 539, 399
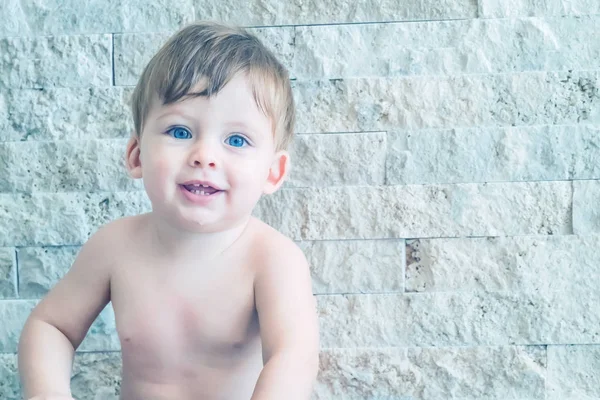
127, 73, 288, 232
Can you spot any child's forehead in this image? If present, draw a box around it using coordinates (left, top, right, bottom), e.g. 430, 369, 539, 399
152, 73, 271, 117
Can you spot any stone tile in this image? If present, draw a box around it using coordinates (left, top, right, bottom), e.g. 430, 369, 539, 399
299, 240, 404, 294
316, 290, 600, 347
0, 87, 132, 142
0, 0, 193, 37
78, 305, 120, 352
315, 346, 546, 400
295, 16, 600, 79
0, 181, 571, 247
0, 140, 140, 193
0, 300, 36, 353
287, 132, 387, 188
3, 71, 598, 142
573, 180, 600, 235
547, 345, 600, 400
21, 240, 403, 298
256, 182, 572, 240
72, 352, 122, 400
405, 235, 600, 293
387, 125, 600, 185
0, 192, 151, 246
480, 0, 600, 17
194, 0, 477, 26
0, 248, 17, 299
18, 247, 79, 298
0, 133, 384, 194
0, 35, 111, 89
0, 354, 19, 400
114, 27, 294, 86
294, 71, 600, 133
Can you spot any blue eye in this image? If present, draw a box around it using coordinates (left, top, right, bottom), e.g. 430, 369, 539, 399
226, 134, 248, 148
167, 127, 192, 139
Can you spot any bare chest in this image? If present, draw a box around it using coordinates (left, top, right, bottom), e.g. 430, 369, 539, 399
110, 257, 261, 375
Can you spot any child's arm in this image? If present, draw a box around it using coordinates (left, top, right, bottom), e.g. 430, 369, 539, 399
18, 225, 115, 400
251, 241, 320, 400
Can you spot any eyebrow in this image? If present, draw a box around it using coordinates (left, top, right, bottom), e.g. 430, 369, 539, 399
155, 111, 264, 136
155, 109, 195, 122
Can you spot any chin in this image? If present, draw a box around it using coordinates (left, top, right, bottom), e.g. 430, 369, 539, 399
181, 214, 242, 233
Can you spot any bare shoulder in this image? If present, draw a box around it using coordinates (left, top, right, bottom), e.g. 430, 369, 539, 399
248, 217, 307, 269
85, 214, 146, 253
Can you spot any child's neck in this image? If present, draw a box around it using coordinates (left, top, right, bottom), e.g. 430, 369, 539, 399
147, 214, 251, 261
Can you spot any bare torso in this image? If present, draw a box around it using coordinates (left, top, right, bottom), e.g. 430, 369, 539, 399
109, 215, 266, 400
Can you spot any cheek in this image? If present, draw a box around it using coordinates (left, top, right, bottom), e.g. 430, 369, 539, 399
142, 147, 175, 178
230, 158, 270, 185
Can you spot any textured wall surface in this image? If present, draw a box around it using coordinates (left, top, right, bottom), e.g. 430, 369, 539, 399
1, 0, 599, 399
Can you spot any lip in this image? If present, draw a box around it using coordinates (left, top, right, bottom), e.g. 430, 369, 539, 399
178, 184, 224, 205
180, 180, 224, 191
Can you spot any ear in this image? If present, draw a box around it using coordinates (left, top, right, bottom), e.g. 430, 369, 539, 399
263, 150, 290, 195
125, 134, 143, 179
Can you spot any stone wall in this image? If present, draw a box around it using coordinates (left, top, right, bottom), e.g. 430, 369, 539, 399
1, 1, 599, 399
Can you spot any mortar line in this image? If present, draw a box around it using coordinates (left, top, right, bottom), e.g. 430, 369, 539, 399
244, 17, 475, 30
111, 33, 116, 86
14, 248, 19, 297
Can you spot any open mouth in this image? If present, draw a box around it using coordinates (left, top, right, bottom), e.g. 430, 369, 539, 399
181, 184, 222, 196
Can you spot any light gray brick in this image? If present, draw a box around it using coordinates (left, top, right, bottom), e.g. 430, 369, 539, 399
0, 133, 385, 193
317, 290, 600, 347
0, 300, 120, 353
387, 125, 600, 185
547, 345, 600, 400
113, 32, 170, 87
195, 0, 477, 26
71, 352, 122, 400
5, 71, 598, 142
406, 235, 600, 294
0, 35, 111, 89
315, 346, 546, 400
0, 300, 35, 353
287, 133, 387, 188
256, 182, 572, 240
0, 0, 193, 37
18, 246, 79, 298
480, 0, 600, 17
78, 304, 120, 352
0, 140, 140, 193
20, 240, 403, 298
294, 71, 600, 133
573, 180, 600, 235
114, 27, 295, 86
0, 354, 19, 400
295, 16, 600, 79
0, 248, 17, 298
299, 240, 403, 294
0, 192, 150, 246
0, 181, 571, 246
0, 87, 132, 142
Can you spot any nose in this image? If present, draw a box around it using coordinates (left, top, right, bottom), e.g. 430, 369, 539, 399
188, 139, 217, 168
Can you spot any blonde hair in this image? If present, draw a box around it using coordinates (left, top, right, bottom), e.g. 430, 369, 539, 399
130, 22, 295, 150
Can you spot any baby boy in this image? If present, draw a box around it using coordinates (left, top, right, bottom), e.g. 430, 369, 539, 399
18, 21, 319, 400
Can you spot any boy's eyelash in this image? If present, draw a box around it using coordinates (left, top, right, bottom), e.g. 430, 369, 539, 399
165, 126, 192, 135
227, 133, 253, 145
163, 127, 253, 145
